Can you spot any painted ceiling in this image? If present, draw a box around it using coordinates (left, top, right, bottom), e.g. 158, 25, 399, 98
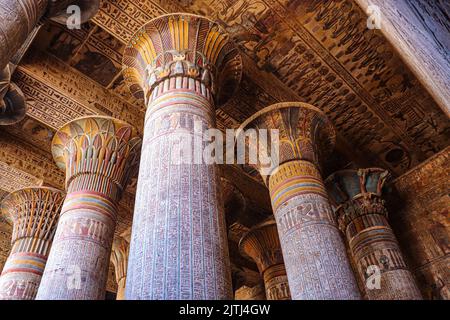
0, 0, 449, 292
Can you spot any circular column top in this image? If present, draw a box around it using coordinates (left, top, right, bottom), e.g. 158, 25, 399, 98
237, 102, 336, 181
1, 187, 65, 241
325, 168, 390, 206
122, 13, 242, 106
51, 115, 142, 189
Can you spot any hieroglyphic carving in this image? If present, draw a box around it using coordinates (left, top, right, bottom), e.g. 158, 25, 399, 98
36, 0, 447, 178
356, 0, 450, 117
14, 69, 96, 129
13, 50, 144, 131
154, 0, 449, 175
92, 0, 178, 44
0, 187, 65, 300
0, 132, 65, 189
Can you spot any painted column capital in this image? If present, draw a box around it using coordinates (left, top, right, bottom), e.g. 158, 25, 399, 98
52, 115, 142, 197
235, 283, 266, 300
325, 168, 390, 232
238, 102, 336, 183
1, 187, 65, 247
122, 13, 242, 105
0, 66, 26, 126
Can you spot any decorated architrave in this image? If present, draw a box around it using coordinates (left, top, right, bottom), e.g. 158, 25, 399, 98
239, 219, 291, 300
122, 13, 242, 299
0, 187, 65, 300
0, 0, 100, 70
238, 102, 360, 300
325, 168, 422, 300
36, 116, 141, 300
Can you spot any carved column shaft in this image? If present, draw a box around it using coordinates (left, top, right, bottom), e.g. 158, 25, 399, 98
235, 283, 266, 300
123, 13, 242, 300
239, 103, 360, 300
0, 187, 65, 300
36, 116, 141, 300
326, 169, 422, 300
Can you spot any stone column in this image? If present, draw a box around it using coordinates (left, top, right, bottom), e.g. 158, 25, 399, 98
325, 168, 423, 300
239, 219, 291, 300
0, 0, 99, 71
36, 116, 141, 300
122, 13, 242, 300
0, 65, 26, 126
110, 229, 131, 300
0, 187, 65, 300
238, 102, 360, 300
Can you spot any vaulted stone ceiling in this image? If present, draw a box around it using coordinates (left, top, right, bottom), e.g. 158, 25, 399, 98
0, 0, 449, 292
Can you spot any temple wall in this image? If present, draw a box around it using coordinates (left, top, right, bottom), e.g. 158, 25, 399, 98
0, 220, 11, 273
389, 147, 449, 299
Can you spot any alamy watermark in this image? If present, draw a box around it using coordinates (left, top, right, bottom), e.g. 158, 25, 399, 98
365, 255, 390, 290
166, 121, 280, 176
66, 5, 82, 30
66, 265, 82, 290
366, 265, 381, 290
367, 5, 382, 30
